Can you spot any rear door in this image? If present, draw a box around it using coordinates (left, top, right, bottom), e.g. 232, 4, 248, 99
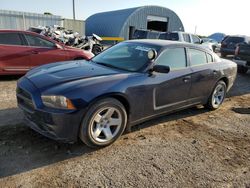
0, 32, 31, 74
188, 48, 220, 103
23, 33, 68, 68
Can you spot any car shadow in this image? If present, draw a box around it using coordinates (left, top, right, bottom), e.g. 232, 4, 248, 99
231, 107, 250, 114
0, 105, 209, 178
0, 75, 22, 81
227, 73, 250, 97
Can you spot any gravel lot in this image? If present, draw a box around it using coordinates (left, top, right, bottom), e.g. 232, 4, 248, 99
0, 71, 249, 187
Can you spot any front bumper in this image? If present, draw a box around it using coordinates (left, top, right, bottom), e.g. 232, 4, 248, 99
22, 109, 83, 143
17, 77, 84, 143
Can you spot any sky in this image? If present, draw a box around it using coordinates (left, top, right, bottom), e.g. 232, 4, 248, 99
1, 0, 249, 36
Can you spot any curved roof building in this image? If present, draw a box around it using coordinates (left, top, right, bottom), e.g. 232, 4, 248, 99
86, 6, 184, 40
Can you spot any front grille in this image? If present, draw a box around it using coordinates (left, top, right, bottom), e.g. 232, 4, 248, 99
16, 87, 35, 112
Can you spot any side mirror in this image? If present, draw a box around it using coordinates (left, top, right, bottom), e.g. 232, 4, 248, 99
152, 65, 170, 74
200, 39, 203, 44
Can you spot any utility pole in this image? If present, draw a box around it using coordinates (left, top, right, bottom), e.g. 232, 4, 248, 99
194, 25, 197, 34
73, 0, 76, 20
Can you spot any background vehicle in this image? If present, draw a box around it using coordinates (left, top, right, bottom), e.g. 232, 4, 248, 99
159, 31, 203, 44
133, 30, 203, 45
220, 35, 250, 57
0, 30, 94, 75
201, 38, 220, 52
234, 43, 250, 73
17, 40, 237, 148
132, 29, 164, 39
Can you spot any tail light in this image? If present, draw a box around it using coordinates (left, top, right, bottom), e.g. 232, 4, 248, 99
235, 46, 239, 56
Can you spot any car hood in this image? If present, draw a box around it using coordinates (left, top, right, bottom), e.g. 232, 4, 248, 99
25, 60, 121, 91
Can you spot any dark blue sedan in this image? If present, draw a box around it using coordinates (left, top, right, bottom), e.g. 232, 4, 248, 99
17, 40, 237, 147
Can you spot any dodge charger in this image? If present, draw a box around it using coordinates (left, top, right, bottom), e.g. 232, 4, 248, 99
16, 40, 237, 147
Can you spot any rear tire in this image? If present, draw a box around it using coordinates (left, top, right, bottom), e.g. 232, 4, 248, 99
205, 81, 226, 110
237, 65, 248, 74
79, 98, 127, 148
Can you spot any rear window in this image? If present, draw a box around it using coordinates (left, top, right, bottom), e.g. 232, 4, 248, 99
164, 33, 179, 41
0, 33, 23, 45
191, 35, 201, 44
147, 32, 160, 39
206, 53, 213, 62
183, 34, 191, 43
225, 37, 244, 43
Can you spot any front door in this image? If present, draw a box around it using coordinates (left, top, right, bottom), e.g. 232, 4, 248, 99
22, 33, 67, 68
152, 47, 192, 112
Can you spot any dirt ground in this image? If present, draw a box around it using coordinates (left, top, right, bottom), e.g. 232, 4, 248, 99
0, 72, 249, 187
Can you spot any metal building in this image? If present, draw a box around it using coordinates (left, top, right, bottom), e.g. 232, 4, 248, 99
0, 10, 62, 30
86, 6, 184, 40
0, 10, 85, 35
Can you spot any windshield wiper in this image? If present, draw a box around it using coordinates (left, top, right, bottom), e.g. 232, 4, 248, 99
95, 62, 121, 70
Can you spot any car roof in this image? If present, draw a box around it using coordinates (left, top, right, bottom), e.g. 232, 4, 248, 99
127, 39, 211, 52
0, 29, 60, 44
0, 29, 41, 35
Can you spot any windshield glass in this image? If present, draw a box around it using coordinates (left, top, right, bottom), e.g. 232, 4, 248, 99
92, 42, 161, 72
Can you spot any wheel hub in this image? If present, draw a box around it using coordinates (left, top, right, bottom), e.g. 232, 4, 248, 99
90, 107, 122, 143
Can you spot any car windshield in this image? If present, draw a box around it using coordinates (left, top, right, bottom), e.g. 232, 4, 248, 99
92, 42, 161, 72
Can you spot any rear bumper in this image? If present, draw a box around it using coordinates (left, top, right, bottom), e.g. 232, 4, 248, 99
220, 48, 235, 55
233, 59, 250, 68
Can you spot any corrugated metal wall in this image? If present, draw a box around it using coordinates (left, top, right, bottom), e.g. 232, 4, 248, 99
0, 10, 62, 30
63, 19, 85, 36
120, 6, 184, 40
86, 6, 184, 40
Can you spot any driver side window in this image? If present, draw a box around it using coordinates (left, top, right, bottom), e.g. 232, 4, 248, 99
24, 34, 55, 48
155, 48, 187, 70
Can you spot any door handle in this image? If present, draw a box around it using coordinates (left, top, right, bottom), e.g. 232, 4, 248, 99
183, 76, 191, 83
31, 51, 39, 54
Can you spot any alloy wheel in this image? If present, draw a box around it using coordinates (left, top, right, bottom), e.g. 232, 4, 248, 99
90, 107, 122, 143
212, 83, 226, 108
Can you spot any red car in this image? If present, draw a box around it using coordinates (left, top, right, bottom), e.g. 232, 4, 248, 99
0, 30, 94, 75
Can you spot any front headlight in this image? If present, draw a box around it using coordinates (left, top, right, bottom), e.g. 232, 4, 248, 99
41, 95, 76, 110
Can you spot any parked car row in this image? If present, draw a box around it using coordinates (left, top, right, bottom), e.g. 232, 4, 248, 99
218, 35, 250, 74
133, 29, 202, 44
0, 29, 239, 148
0, 30, 94, 75
133, 29, 218, 52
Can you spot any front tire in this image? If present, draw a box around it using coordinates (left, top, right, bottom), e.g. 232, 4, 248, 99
205, 81, 226, 110
79, 98, 127, 148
